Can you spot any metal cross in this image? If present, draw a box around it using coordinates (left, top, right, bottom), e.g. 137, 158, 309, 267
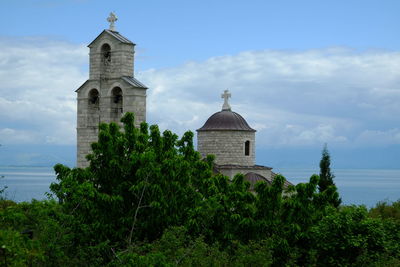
107, 12, 118, 31
221, 89, 231, 111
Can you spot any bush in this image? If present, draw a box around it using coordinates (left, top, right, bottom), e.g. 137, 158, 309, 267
369, 200, 400, 222
0, 199, 77, 266
309, 205, 400, 266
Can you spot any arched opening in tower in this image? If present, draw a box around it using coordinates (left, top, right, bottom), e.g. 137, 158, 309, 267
87, 88, 100, 127
101, 43, 111, 65
110, 87, 123, 121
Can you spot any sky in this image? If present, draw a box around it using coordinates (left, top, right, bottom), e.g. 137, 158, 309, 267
0, 0, 399, 168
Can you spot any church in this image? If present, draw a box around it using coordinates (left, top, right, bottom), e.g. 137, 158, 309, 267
76, 13, 288, 188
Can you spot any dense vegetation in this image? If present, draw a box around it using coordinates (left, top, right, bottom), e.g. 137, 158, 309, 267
1, 113, 399, 266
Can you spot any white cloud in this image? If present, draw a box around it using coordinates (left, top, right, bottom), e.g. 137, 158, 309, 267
1, 37, 399, 149
356, 129, 400, 146
0, 37, 86, 145
139, 48, 400, 147
0, 128, 39, 144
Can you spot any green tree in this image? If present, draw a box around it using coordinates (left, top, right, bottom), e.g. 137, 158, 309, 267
318, 144, 341, 207
309, 205, 400, 266
319, 144, 335, 191
0, 199, 78, 266
50, 112, 215, 263
0, 144, 7, 200
0, 177, 6, 201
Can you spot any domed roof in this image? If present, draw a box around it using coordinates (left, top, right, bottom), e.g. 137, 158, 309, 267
197, 110, 256, 132
244, 172, 272, 189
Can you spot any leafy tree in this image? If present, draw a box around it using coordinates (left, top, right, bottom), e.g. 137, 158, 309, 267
0, 177, 7, 201
0, 144, 7, 200
0, 199, 78, 266
186, 173, 258, 245
318, 144, 341, 207
309, 205, 400, 266
319, 144, 335, 191
259, 175, 341, 265
50, 112, 215, 262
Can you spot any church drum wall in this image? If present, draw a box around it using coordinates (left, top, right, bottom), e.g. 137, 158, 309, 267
197, 130, 255, 166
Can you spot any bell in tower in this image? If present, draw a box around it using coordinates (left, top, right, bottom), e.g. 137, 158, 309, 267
75, 13, 148, 168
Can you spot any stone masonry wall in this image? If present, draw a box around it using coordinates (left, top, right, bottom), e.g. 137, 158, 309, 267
89, 36, 134, 80
197, 130, 255, 166
77, 80, 146, 168
76, 127, 98, 168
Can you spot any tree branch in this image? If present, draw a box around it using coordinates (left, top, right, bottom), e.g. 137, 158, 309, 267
128, 173, 150, 246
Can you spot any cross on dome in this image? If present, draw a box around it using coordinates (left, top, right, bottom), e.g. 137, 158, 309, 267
107, 12, 118, 31
221, 89, 231, 111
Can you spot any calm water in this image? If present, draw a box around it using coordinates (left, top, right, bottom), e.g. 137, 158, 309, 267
0, 166, 399, 207
277, 168, 400, 207
0, 166, 57, 202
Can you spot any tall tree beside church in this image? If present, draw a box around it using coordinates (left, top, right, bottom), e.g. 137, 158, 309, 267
318, 144, 341, 207
318, 144, 334, 191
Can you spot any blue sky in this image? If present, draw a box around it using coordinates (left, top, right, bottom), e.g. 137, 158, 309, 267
4, 0, 400, 68
0, 0, 399, 168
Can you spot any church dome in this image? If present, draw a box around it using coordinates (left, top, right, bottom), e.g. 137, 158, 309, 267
197, 110, 256, 132
197, 90, 256, 166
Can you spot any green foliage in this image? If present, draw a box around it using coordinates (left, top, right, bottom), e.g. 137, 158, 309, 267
0, 199, 79, 266
50, 112, 213, 263
369, 199, 400, 222
0, 229, 44, 266
309, 205, 400, 266
109, 227, 271, 266
187, 173, 258, 244
318, 144, 341, 207
0, 175, 7, 201
319, 144, 335, 190
1, 113, 399, 266
0, 145, 6, 200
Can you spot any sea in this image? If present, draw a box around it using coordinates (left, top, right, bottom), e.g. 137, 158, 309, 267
0, 166, 399, 207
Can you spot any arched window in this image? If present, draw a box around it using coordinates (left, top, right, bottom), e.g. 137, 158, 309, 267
87, 89, 100, 126
101, 43, 111, 65
110, 87, 123, 120
112, 87, 122, 105
245, 140, 250, 156
88, 89, 99, 106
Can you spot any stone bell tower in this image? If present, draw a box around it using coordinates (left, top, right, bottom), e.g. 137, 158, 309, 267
76, 13, 148, 167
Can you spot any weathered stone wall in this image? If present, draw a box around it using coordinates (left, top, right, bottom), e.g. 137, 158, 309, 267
76, 127, 99, 168
77, 81, 146, 167
89, 36, 135, 80
197, 130, 255, 166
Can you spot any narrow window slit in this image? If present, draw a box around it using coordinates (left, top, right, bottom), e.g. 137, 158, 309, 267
245, 140, 250, 156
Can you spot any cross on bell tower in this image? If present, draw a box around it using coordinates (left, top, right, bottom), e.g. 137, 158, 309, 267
221, 89, 231, 111
107, 12, 118, 31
